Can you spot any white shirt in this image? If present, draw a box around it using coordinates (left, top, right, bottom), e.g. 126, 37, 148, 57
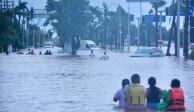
114, 88, 126, 108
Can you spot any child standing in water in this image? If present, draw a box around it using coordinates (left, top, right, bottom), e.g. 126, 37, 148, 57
167, 79, 185, 111
113, 79, 130, 108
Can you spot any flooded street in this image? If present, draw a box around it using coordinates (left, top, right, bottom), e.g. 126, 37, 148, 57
0, 47, 194, 112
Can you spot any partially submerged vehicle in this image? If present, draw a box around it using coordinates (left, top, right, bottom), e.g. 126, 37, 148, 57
130, 48, 165, 57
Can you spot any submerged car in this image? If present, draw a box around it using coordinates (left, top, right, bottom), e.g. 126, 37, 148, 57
130, 48, 165, 57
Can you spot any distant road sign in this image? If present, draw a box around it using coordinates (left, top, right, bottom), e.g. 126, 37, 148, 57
142, 15, 165, 23
127, 0, 160, 2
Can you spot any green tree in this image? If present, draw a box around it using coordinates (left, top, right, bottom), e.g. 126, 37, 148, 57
46, 0, 93, 55
15, 0, 28, 24
15, 0, 29, 47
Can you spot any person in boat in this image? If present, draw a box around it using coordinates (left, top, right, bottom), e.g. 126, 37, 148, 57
113, 79, 130, 109
100, 52, 109, 60
124, 74, 146, 111
145, 77, 162, 110
89, 50, 95, 57
167, 79, 185, 111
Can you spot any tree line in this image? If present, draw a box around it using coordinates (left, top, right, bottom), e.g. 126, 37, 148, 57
0, 0, 51, 53
45, 0, 172, 55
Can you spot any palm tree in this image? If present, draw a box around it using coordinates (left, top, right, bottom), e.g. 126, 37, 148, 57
15, 0, 29, 47
15, 0, 28, 25
150, 0, 166, 47
183, 0, 189, 58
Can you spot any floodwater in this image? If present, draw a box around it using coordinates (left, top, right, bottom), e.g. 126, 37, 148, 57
0, 47, 194, 112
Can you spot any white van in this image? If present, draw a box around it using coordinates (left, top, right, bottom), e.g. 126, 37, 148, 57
43, 41, 54, 48
79, 40, 100, 50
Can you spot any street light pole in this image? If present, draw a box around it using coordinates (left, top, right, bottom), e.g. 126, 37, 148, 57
128, 2, 131, 52
159, 11, 162, 41
139, 0, 143, 19
137, 18, 140, 50
158, 10, 165, 41
32, 26, 35, 48
39, 29, 41, 48
118, 3, 122, 51
176, 0, 180, 57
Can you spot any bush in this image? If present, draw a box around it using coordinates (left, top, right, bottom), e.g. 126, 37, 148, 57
190, 49, 194, 60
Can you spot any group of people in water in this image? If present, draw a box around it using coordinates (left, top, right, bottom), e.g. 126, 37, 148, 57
17, 49, 53, 55
40, 50, 53, 55
113, 74, 185, 111
26, 49, 35, 55
89, 50, 109, 60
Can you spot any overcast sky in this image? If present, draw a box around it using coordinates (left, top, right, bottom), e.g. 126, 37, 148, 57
19, 0, 182, 29
22, 0, 170, 16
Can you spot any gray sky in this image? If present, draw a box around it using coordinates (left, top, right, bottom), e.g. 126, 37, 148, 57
20, 0, 182, 29
23, 0, 170, 16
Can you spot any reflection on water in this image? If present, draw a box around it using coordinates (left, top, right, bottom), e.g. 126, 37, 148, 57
0, 48, 194, 112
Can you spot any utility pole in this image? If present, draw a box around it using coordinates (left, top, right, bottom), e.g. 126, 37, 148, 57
159, 11, 163, 41
22, 19, 25, 47
176, 0, 180, 57
127, 2, 131, 52
119, 3, 122, 51
39, 29, 41, 48
26, 18, 29, 47
145, 30, 148, 46
32, 26, 35, 48
139, 0, 143, 19
158, 10, 165, 48
137, 18, 140, 50
26, 26, 28, 47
